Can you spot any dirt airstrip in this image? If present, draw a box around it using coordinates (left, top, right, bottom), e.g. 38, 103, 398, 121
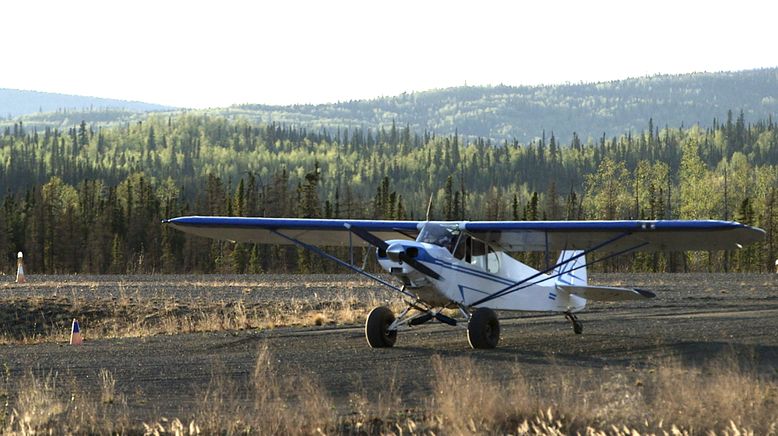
0, 273, 777, 425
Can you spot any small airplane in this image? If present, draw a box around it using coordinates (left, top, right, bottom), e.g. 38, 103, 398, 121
164, 216, 764, 349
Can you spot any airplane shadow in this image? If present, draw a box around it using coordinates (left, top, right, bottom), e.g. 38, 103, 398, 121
204, 326, 778, 378
400, 339, 778, 374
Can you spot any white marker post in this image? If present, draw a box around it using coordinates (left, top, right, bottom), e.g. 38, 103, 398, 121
16, 252, 26, 284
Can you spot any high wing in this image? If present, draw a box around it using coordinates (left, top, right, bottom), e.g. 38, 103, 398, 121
463, 220, 764, 252
163, 216, 421, 246
164, 217, 763, 252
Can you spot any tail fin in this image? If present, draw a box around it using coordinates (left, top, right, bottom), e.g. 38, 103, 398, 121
553, 250, 587, 286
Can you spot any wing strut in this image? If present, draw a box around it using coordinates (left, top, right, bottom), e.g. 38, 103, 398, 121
477, 241, 650, 306
269, 229, 416, 300
470, 231, 637, 307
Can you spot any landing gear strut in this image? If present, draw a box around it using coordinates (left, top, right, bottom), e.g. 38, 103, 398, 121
366, 303, 503, 349
565, 311, 583, 335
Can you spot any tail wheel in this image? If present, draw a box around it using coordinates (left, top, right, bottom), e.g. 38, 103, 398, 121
573, 320, 583, 335
467, 308, 500, 349
365, 306, 397, 348
565, 311, 583, 335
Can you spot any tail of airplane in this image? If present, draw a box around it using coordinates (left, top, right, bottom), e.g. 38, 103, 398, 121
553, 250, 587, 286
553, 250, 656, 302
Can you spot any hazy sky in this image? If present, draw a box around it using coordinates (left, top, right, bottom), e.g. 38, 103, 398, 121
3, 0, 776, 108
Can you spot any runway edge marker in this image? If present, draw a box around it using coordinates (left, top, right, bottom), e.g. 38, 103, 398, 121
15, 252, 26, 284
70, 319, 83, 345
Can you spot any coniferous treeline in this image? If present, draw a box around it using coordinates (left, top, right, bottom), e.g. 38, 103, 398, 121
0, 111, 776, 274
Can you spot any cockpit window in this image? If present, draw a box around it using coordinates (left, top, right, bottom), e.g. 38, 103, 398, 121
417, 222, 461, 252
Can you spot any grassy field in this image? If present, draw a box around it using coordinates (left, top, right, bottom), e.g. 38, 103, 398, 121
1, 273, 777, 434
0, 275, 404, 344
3, 345, 776, 434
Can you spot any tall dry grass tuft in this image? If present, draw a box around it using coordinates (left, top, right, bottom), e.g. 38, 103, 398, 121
650, 356, 777, 433
430, 354, 538, 433
194, 368, 246, 434
98, 368, 116, 404
5, 370, 129, 435
187, 343, 335, 435
250, 343, 335, 434
10, 371, 64, 433
430, 354, 503, 432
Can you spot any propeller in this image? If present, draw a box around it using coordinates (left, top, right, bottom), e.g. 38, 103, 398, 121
386, 242, 443, 280
347, 225, 443, 281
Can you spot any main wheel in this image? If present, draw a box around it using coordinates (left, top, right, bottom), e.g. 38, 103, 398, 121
467, 308, 500, 349
365, 306, 397, 348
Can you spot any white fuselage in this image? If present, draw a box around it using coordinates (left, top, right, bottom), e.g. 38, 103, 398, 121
377, 239, 586, 313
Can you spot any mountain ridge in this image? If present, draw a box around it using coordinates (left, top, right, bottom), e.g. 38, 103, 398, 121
4, 68, 777, 143
231, 68, 778, 142
0, 88, 173, 118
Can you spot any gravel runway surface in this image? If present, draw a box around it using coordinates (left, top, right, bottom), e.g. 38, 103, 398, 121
1, 273, 777, 423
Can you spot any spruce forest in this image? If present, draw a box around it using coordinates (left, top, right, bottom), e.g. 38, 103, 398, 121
1, 110, 776, 275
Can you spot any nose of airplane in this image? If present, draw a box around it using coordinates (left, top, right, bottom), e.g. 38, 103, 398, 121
386, 242, 405, 262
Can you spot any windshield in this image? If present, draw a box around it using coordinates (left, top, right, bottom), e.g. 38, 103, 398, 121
417, 222, 461, 252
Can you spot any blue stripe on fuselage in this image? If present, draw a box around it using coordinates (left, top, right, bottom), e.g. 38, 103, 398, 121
412, 248, 518, 286
458, 285, 491, 298
430, 258, 515, 285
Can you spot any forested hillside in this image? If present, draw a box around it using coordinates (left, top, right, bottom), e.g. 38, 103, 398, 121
1, 111, 776, 275
6, 69, 778, 144
0, 88, 171, 118
233, 68, 778, 142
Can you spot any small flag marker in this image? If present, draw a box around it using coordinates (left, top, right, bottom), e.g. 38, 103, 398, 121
16, 252, 26, 284
70, 319, 83, 345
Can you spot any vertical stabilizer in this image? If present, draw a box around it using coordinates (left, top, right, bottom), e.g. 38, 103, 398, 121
553, 250, 587, 286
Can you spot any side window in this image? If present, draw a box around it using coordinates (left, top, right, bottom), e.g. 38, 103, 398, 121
460, 235, 500, 274
486, 246, 500, 274
468, 239, 499, 273
453, 235, 468, 260
470, 239, 487, 269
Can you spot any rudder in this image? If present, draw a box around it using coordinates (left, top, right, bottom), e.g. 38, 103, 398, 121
553, 250, 587, 286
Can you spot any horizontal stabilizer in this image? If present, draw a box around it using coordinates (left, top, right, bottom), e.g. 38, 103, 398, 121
558, 285, 656, 301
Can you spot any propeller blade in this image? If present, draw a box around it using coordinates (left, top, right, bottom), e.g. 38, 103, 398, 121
347, 226, 389, 250
399, 254, 443, 281
348, 226, 442, 281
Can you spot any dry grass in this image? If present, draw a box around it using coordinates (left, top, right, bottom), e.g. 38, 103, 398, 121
427, 354, 778, 435
649, 357, 777, 432
2, 345, 334, 435
4, 369, 129, 435
4, 346, 776, 435
98, 368, 116, 405
187, 344, 336, 435
0, 286, 404, 344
